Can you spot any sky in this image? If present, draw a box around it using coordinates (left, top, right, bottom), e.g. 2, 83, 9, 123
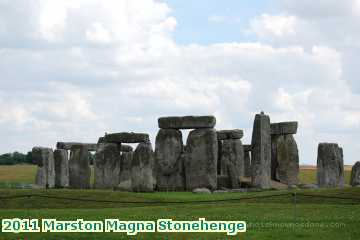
0, 0, 359, 165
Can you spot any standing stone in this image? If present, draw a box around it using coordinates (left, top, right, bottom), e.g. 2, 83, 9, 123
69, 145, 91, 189
155, 129, 185, 191
185, 129, 218, 191
251, 112, 271, 189
271, 135, 299, 185
243, 145, 252, 177
94, 143, 121, 189
54, 149, 69, 188
131, 142, 155, 192
119, 151, 133, 183
33, 147, 55, 188
317, 143, 344, 188
350, 162, 360, 186
219, 139, 244, 188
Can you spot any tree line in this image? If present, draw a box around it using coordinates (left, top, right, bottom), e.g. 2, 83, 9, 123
0, 151, 96, 165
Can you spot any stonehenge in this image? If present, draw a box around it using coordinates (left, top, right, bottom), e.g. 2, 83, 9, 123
350, 162, 360, 187
271, 122, 299, 186
33, 147, 55, 188
317, 143, 344, 188
251, 112, 271, 189
32, 113, 352, 192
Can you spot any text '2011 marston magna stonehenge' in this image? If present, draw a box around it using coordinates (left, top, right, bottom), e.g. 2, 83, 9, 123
33, 112, 350, 192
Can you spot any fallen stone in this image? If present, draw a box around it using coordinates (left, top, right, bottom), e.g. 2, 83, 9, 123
217, 129, 244, 140
350, 161, 360, 187
185, 128, 218, 191
69, 145, 91, 189
56, 142, 97, 151
317, 143, 344, 188
269, 180, 288, 190
119, 151, 133, 183
271, 135, 299, 185
115, 180, 132, 192
94, 143, 121, 189
251, 112, 271, 189
155, 129, 185, 191
104, 132, 150, 143
158, 115, 216, 129
239, 177, 252, 188
192, 188, 211, 194
33, 147, 55, 188
131, 142, 155, 192
270, 122, 298, 135
54, 149, 69, 188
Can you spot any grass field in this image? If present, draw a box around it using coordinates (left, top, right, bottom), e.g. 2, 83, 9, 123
0, 165, 359, 239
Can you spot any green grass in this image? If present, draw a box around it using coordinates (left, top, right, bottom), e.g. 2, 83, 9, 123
0, 165, 358, 239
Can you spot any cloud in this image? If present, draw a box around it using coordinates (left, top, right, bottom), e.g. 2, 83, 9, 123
0, 0, 359, 165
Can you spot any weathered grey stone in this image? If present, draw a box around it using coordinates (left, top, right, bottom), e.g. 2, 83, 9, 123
251, 112, 271, 189
317, 143, 344, 188
271, 135, 299, 185
94, 143, 121, 189
270, 122, 298, 135
244, 149, 251, 177
230, 188, 248, 193
33, 147, 55, 188
192, 188, 211, 194
119, 151, 133, 183
217, 129, 244, 140
131, 142, 155, 192
104, 132, 150, 143
69, 145, 91, 189
57, 142, 97, 151
158, 115, 216, 129
120, 145, 133, 152
185, 128, 218, 191
219, 139, 244, 188
115, 180, 132, 192
350, 161, 360, 186
213, 190, 229, 193
54, 149, 69, 188
155, 129, 185, 191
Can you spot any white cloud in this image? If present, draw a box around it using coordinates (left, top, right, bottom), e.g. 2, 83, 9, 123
0, 0, 359, 165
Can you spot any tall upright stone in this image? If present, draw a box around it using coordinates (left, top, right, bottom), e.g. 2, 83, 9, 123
317, 143, 344, 188
33, 147, 55, 188
119, 151, 133, 183
270, 121, 299, 185
219, 139, 244, 188
350, 161, 360, 187
271, 134, 299, 185
69, 145, 91, 189
243, 145, 252, 177
155, 129, 185, 191
251, 112, 271, 189
54, 149, 69, 188
185, 128, 218, 191
131, 142, 155, 192
94, 143, 121, 189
